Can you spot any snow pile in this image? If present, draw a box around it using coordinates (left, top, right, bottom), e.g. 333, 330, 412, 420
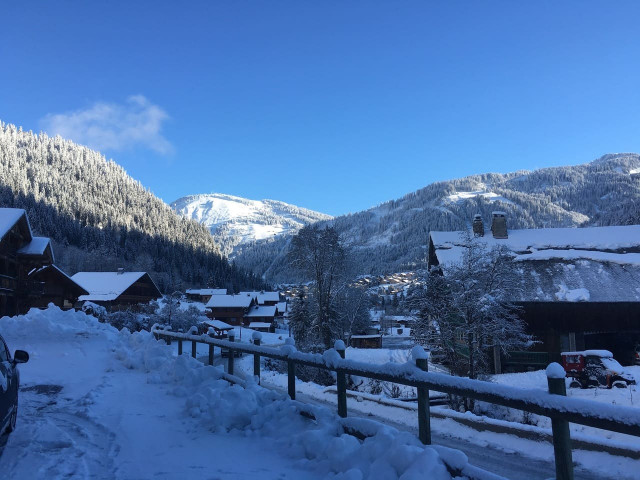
0, 304, 117, 340
115, 330, 480, 479
545, 362, 566, 379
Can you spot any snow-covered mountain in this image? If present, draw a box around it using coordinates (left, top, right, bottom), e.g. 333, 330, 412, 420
234, 153, 640, 282
170, 193, 332, 256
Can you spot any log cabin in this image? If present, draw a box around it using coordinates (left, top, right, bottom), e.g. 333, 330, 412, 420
28, 265, 88, 310
205, 293, 256, 326
71, 271, 162, 311
0, 208, 55, 316
428, 213, 640, 369
185, 288, 227, 303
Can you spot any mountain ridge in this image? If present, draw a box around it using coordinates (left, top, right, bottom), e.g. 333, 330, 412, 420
233, 153, 640, 282
171, 192, 332, 257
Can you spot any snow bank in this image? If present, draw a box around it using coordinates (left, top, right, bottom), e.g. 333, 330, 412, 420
117, 329, 482, 478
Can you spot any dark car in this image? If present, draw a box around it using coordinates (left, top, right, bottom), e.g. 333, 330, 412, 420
0, 334, 29, 436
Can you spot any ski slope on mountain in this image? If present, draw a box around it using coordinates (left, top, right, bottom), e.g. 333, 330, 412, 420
171, 193, 331, 256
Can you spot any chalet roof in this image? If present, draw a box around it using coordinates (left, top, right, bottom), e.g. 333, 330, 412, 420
0, 208, 30, 241
30, 265, 88, 296
18, 236, 54, 262
248, 322, 272, 329
276, 302, 287, 313
186, 288, 227, 296
245, 305, 277, 318
239, 291, 280, 304
429, 225, 640, 303
206, 294, 254, 309
72, 271, 154, 302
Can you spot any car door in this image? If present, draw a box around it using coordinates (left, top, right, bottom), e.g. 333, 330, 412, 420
0, 336, 12, 427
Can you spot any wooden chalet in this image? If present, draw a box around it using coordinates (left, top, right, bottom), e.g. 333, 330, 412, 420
185, 288, 227, 303
0, 208, 55, 316
350, 334, 383, 349
71, 271, 162, 310
428, 214, 640, 369
28, 265, 88, 310
245, 305, 277, 331
205, 294, 255, 326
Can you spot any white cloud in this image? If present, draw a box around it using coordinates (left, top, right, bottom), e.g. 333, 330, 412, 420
41, 95, 173, 154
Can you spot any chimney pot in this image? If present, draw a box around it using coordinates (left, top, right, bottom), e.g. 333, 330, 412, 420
491, 212, 508, 239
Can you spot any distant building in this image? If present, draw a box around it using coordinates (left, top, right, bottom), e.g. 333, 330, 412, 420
206, 294, 256, 326
245, 305, 277, 332
429, 214, 640, 368
72, 271, 162, 310
185, 288, 227, 303
350, 334, 383, 349
0, 208, 55, 316
28, 265, 88, 310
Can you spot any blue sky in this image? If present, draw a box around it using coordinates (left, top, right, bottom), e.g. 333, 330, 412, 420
2, 1, 640, 216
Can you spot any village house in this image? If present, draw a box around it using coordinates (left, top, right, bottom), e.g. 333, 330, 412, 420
244, 304, 277, 332
0, 208, 55, 316
206, 293, 256, 326
350, 334, 383, 349
71, 270, 162, 311
185, 288, 227, 303
28, 265, 88, 310
428, 213, 640, 369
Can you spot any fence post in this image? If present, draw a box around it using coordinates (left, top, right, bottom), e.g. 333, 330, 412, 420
178, 339, 183, 356
228, 331, 235, 375
252, 331, 262, 384
283, 338, 296, 400
547, 363, 574, 480
414, 346, 431, 445
208, 344, 214, 366
192, 341, 197, 359
335, 340, 347, 418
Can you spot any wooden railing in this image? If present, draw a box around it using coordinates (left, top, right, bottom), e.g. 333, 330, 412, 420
151, 325, 640, 480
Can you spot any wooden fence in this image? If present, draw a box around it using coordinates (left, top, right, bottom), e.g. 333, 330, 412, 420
151, 326, 640, 480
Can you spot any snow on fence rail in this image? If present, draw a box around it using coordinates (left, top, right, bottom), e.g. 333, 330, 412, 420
151, 325, 640, 480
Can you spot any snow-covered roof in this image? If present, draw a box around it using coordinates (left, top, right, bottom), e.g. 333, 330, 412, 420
202, 319, 234, 330
30, 265, 88, 294
239, 291, 280, 304
72, 271, 150, 302
245, 305, 277, 318
429, 225, 640, 303
186, 288, 227, 296
248, 322, 272, 329
18, 236, 53, 260
350, 334, 382, 339
276, 302, 287, 313
0, 208, 29, 241
206, 294, 254, 308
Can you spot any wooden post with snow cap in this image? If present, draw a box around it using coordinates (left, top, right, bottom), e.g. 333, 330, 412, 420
252, 331, 262, 384
189, 326, 198, 358
178, 339, 183, 356
547, 362, 574, 480
414, 346, 431, 445
227, 331, 235, 375
207, 328, 215, 365
335, 340, 347, 418
282, 337, 296, 400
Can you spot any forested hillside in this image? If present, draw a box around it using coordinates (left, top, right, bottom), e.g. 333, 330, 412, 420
235, 153, 640, 282
0, 122, 266, 292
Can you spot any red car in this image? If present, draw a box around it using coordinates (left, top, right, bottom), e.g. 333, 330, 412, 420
0, 334, 29, 436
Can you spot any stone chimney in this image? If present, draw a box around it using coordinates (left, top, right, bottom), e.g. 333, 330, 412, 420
472, 214, 484, 237
491, 212, 508, 239
117, 267, 125, 275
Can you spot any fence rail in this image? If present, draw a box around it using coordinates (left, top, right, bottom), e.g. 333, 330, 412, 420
151, 325, 640, 480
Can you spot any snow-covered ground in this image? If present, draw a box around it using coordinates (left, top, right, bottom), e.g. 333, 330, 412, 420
0, 307, 493, 480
